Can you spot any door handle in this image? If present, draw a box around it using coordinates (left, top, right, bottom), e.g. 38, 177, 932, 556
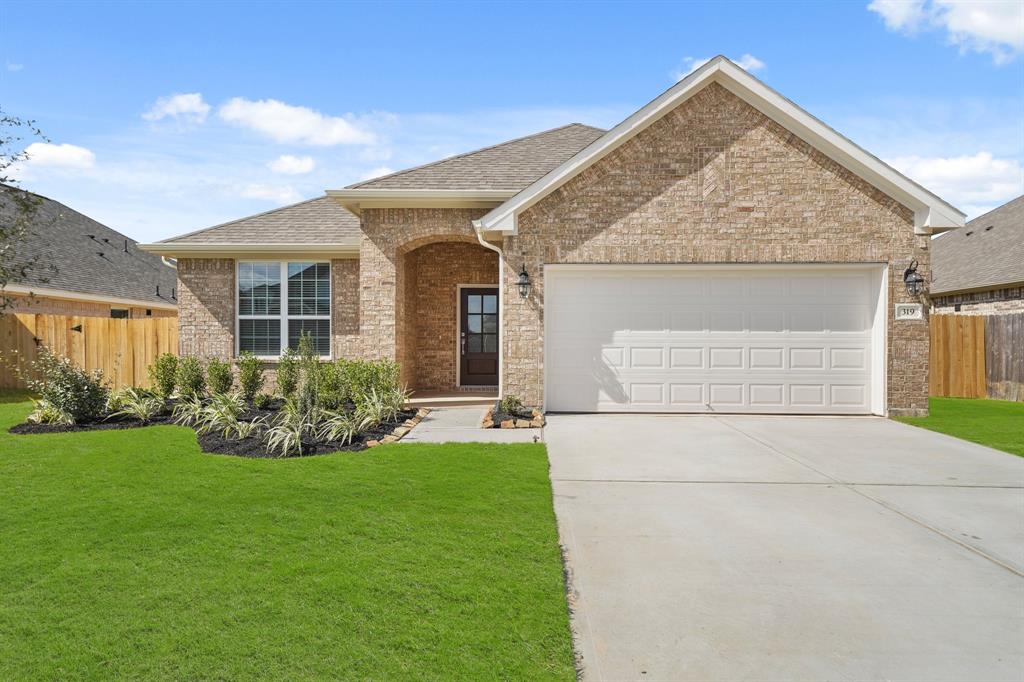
461, 333, 466, 356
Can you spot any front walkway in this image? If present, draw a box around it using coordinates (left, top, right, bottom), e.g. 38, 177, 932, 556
545, 414, 1024, 681
400, 407, 541, 443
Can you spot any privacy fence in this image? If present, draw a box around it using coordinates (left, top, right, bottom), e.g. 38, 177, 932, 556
0, 313, 178, 390
930, 313, 1023, 401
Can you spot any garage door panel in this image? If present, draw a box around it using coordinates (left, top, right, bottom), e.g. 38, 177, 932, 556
545, 267, 878, 414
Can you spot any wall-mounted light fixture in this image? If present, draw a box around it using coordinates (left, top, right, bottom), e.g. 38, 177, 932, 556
516, 265, 531, 298
903, 259, 925, 297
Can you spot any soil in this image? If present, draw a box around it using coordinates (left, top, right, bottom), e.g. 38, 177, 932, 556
10, 412, 176, 435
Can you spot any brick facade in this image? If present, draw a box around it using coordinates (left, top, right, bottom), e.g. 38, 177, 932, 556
500, 82, 930, 415
177, 258, 235, 360
932, 286, 1024, 315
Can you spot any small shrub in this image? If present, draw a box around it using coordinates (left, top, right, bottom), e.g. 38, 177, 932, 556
236, 352, 264, 402
148, 353, 178, 397
499, 395, 524, 414
265, 399, 319, 457
232, 415, 267, 439
356, 389, 388, 428
176, 357, 206, 398
317, 361, 345, 409
196, 392, 246, 437
318, 410, 369, 445
172, 394, 205, 427
107, 387, 164, 423
276, 347, 299, 398
23, 346, 109, 424
26, 398, 74, 426
340, 358, 401, 404
253, 393, 273, 410
207, 358, 234, 395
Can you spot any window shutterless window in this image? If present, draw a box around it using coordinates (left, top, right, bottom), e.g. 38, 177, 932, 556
237, 261, 331, 357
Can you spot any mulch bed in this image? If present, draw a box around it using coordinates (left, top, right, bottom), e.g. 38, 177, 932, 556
483, 402, 544, 429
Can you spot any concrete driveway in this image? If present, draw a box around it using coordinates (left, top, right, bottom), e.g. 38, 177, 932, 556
545, 415, 1024, 681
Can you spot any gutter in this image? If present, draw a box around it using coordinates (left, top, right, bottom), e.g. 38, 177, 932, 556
474, 223, 505, 400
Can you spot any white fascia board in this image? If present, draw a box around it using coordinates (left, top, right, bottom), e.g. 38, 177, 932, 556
326, 189, 515, 215
139, 243, 359, 259
477, 56, 965, 236
3, 283, 178, 310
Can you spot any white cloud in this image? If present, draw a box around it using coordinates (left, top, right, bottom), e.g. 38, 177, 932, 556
360, 166, 395, 181
673, 53, 765, 80
22, 142, 96, 169
219, 97, 377, 146
267, 154, 316, 175
887, 151, 1024, 217
239, 183, 303, 204
143, 93, 211, 124
6, 62, 23, 72
868, 0, 1024, 64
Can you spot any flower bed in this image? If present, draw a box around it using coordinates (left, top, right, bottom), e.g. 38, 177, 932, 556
482, 396, 545, 429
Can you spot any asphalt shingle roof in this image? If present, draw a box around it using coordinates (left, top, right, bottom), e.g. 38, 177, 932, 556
931, 195, 1024, 294
1, 186, 178, 305
347, 123, 606, 190
161, 196, 361, 244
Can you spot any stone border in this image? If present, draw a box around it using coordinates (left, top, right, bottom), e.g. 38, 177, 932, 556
482, 407, 545, 429
366, 408, 431, 447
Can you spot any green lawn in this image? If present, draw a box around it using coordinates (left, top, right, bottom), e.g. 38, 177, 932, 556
896, 397, 1024, 457
0, 396, 575, 680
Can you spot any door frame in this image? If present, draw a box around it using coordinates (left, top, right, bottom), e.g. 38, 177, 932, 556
455, 283, 500, 388
542, 263, 888, 415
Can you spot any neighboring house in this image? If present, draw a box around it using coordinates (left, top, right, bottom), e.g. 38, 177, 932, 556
931, 195, 1024, 315
142, 57, 965, 417
1, 186, 178, 319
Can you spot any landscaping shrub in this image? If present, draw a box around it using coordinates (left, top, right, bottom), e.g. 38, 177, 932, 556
207, 358, 234, 395
236, 352, 264, 402
24, 346, 109, 423
499, 395, 524, 414
107, 387, 164, 423
176, 357, 206, 398
148, 353, 178, 397
253, 393, 272, 410
339, 358, 401, 404
317, 361, 345, 409
26, 398, 74, 426
276, 347, 299, 399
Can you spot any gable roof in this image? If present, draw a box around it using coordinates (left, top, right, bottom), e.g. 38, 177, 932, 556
347, 123, 606, 191
143, 196, 361, 257
931, 195, 1024, 295
474, 56, 965, 236
0, 185, 178, 308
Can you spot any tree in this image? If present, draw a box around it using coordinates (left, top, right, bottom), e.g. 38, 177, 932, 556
0, 109, 50, 311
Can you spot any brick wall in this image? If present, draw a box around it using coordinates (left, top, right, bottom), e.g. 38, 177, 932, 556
501, 82, 930, 415
932, 286, 1024, 315
177, 258, 235, 360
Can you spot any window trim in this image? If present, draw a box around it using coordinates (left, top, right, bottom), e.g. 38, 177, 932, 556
236, 260, 332, 360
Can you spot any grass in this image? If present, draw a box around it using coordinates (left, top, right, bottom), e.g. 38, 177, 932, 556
896, 397, 1024, 457
0, 395, 575, 680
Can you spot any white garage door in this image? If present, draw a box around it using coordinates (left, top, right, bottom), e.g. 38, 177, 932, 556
545, 266, 884, 414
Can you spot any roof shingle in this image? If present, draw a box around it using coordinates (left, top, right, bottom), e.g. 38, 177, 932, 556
931, 195, 1024, 294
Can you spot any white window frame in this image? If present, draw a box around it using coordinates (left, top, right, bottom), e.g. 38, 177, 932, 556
236, 260, 332, 360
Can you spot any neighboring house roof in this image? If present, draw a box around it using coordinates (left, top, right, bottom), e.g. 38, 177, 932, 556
931, 195, 1024, 295
347, 123, 606, 190
0, 185, 178, 308
475, 56, 965, 235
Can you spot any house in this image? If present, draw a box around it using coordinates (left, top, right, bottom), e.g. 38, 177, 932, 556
142, 56, 965, 417
0, 186, 178, 319
930, 195, 1024, 315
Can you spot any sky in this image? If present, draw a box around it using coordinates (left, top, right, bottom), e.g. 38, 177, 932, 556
2, 0, 1022, 243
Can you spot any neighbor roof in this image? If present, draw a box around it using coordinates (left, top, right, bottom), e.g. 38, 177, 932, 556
475, 56, 965, 235
347, 123, 606, 191
931, 195, 1024, 295
159, 195, 361, 245
0, 185, 178, 307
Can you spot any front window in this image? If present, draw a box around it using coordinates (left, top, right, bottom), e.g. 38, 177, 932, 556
237, 261, 330, 357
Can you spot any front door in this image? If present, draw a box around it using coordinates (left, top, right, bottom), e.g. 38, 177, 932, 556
460, 287, 499, 386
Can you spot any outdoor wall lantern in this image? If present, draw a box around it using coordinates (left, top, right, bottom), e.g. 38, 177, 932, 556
903, 259, 925, 297
516, 265, 532, 298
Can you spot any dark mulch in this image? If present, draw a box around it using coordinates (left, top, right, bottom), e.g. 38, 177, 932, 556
10, 413, 175, 435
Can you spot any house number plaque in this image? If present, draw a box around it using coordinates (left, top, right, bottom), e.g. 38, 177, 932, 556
894, 303, 923, 321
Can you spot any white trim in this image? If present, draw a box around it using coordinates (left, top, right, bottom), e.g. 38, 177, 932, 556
141, 243, 358, 259
455, 284, 500, 388
235, 260, 332, 361
475, 57, 964, 236
326, 189, 515, 216
2, 283, 178, 311
541, 262, 889, 415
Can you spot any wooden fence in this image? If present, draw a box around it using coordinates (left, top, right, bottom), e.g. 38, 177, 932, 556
0, 313, 178, 390
930, 312, 1023, 401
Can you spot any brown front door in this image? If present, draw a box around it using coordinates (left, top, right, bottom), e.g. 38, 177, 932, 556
460, 287, 498, 386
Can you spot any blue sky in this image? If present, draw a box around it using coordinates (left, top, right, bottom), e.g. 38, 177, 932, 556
3, 0, 1022, 242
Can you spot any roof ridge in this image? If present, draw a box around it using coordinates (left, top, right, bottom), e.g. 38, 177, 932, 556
159, 194, 326, 243
345, 123, 606, 189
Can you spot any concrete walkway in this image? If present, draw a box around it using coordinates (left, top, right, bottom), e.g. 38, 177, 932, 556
546, 414, 1024, 681
400, 406, 541, 443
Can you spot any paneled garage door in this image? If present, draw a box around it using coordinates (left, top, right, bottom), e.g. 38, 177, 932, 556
545, 266, 884, 414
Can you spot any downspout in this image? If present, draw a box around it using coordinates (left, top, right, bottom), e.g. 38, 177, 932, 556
473, 220, 504, 399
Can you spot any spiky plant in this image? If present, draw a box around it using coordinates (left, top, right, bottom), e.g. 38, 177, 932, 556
172, 394, 205, 427
107, 387, 164, 423
26, 398, 74, 426
318, 409, 370, 445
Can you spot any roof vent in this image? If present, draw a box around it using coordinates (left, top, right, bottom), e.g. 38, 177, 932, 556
965, 230, 974, 236
124, 239, 129, 252
985, 225, 994, 231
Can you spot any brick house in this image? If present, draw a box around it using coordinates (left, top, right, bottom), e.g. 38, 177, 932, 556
931, 195, 1023, 315
142, 57, 964, 416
